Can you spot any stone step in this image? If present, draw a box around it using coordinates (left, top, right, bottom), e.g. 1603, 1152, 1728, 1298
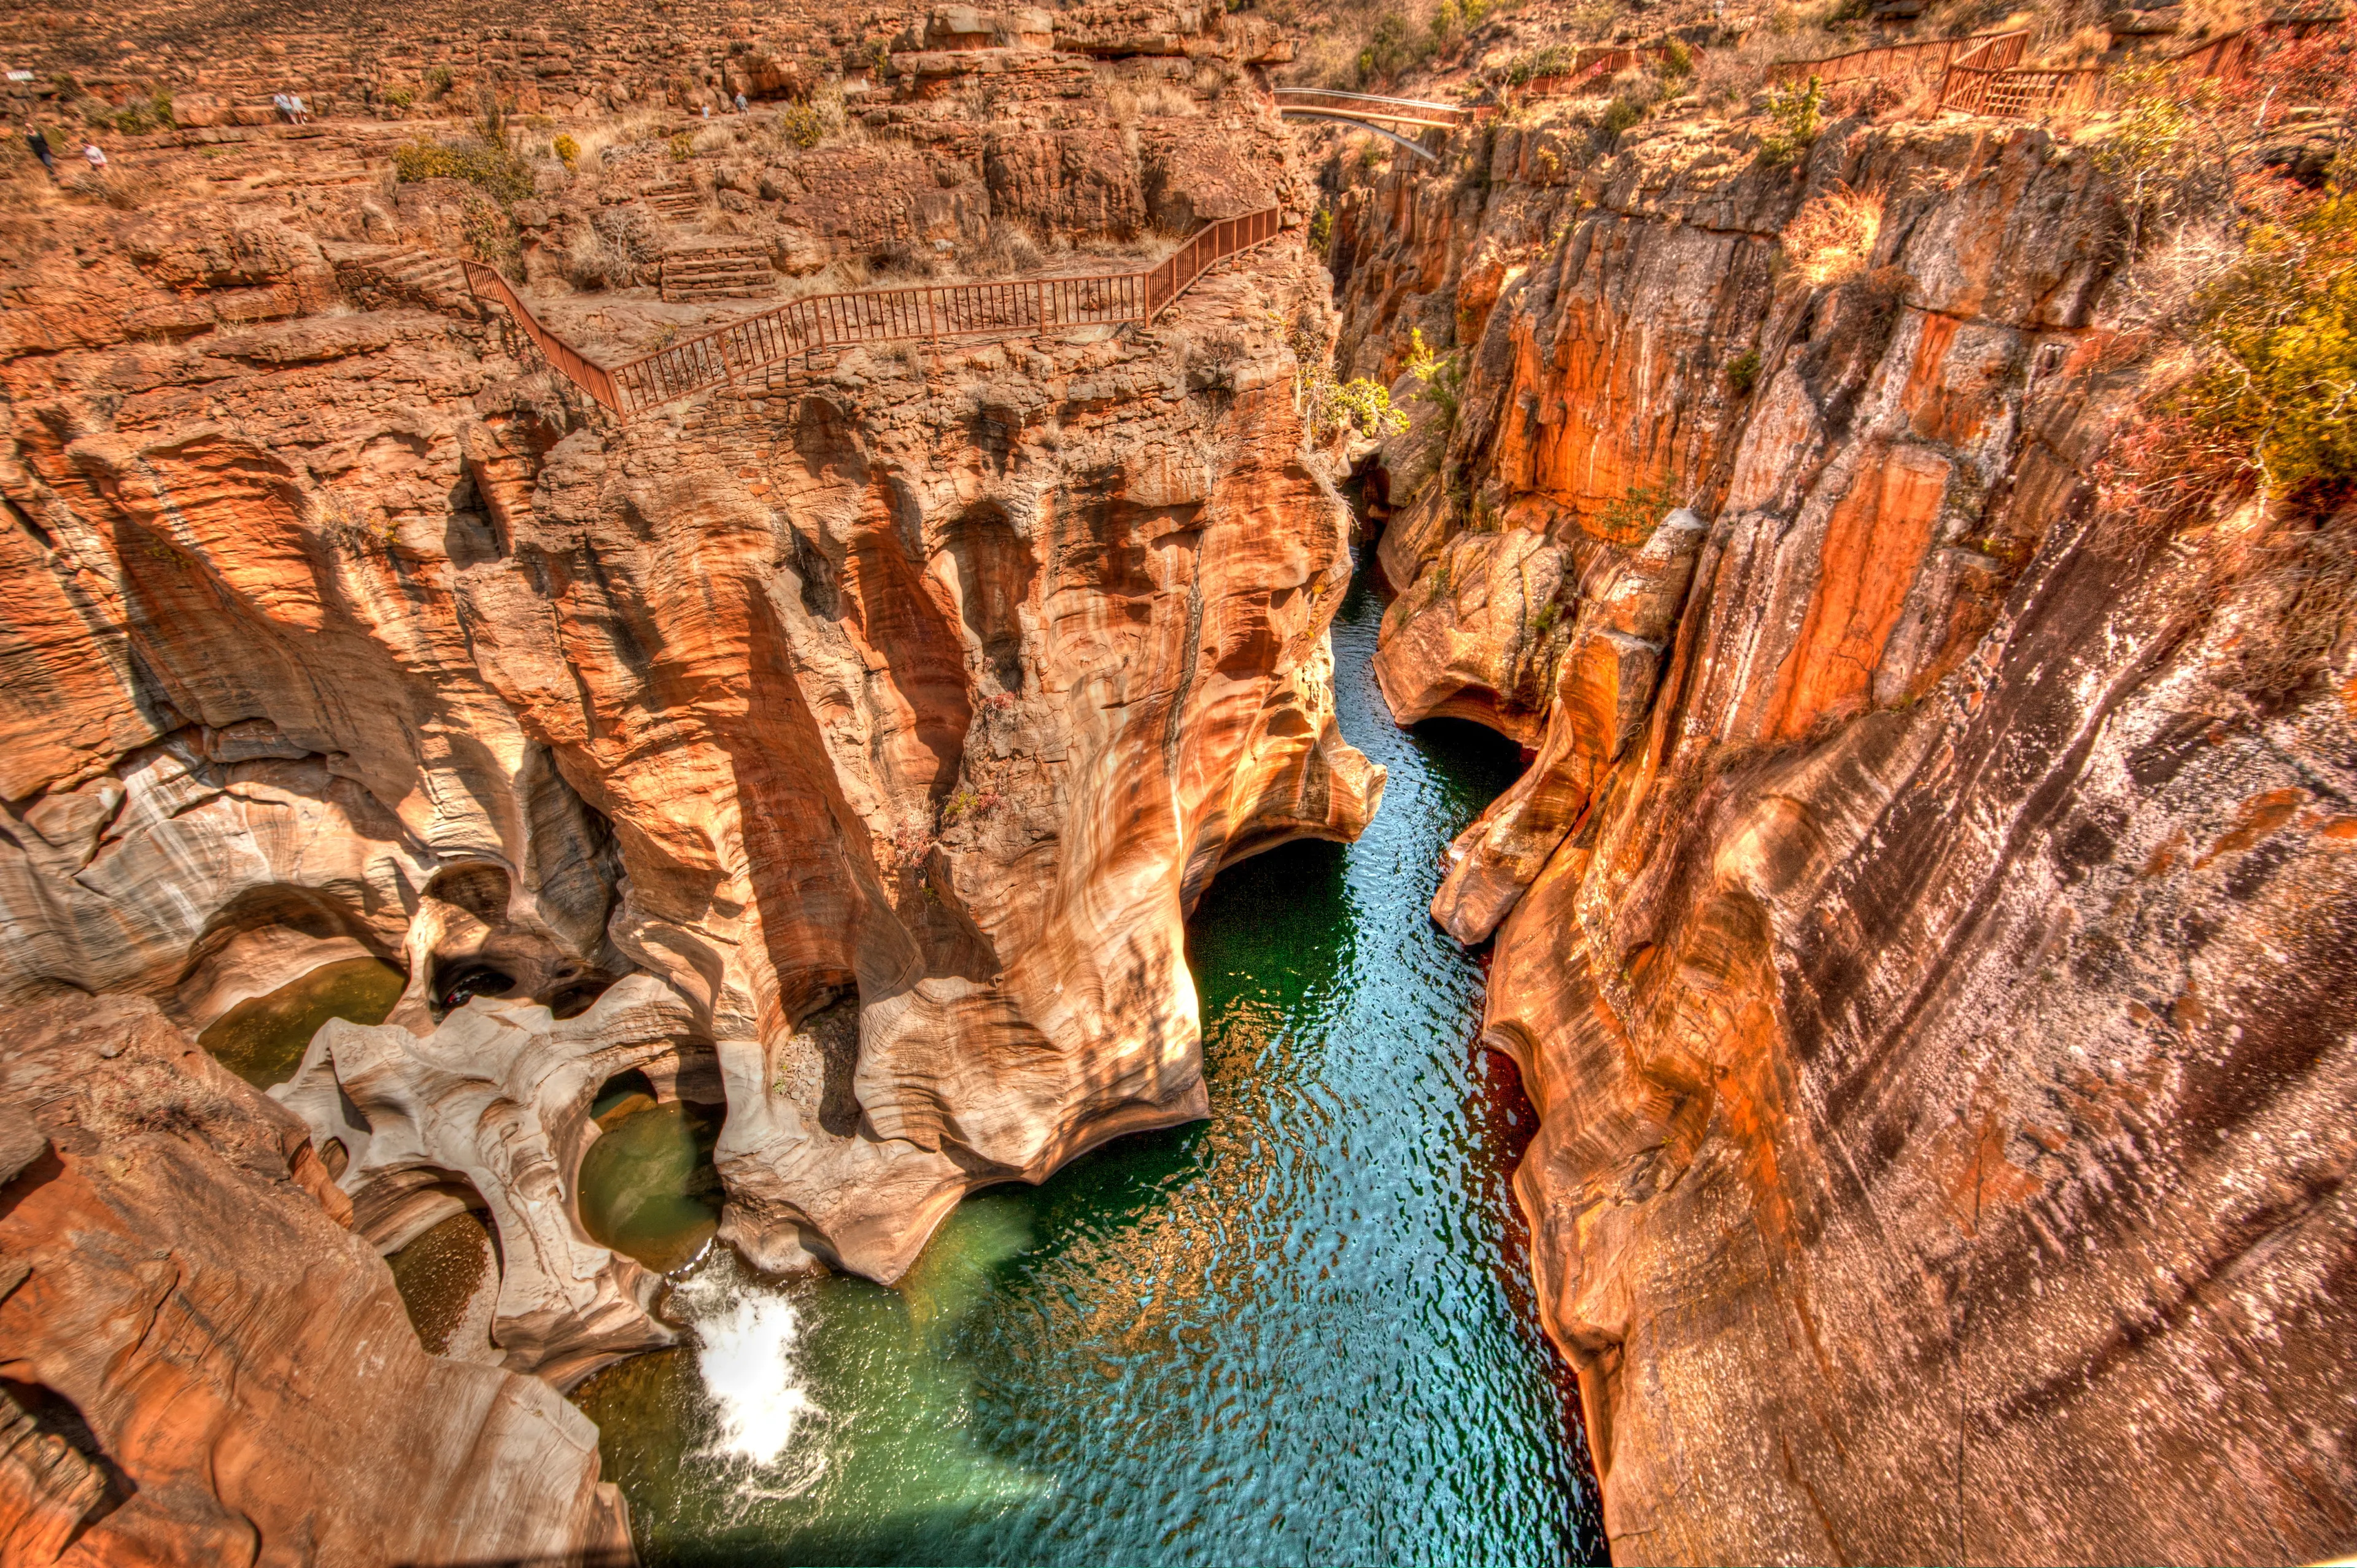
640, 183, 707, 220
324, 244, 480, 315
659, 245, 775, 301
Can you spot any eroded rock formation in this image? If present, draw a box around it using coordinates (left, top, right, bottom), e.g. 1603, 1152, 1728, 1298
1344, 102, 2357, 1564
1, 4, 1373, 1558
0, 992, 633, 1564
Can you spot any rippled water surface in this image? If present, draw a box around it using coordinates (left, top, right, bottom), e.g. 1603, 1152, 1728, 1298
573, 553, 1606, 1566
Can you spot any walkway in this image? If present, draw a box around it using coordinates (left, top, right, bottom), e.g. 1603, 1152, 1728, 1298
1765, 21, 2256, 117
1271, 88, 1487, 161
463, 207, 1285, 419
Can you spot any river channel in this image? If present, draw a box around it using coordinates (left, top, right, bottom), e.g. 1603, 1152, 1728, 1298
566, 545, 1606, 1565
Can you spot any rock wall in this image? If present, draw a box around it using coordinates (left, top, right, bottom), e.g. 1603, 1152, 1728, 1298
1344, 102, 2357, 1564
0, 992, 633, 1565
0, 6, 1372, 1557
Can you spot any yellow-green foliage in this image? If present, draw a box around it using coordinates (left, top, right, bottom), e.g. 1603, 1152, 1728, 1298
552, 133, 579, 169
1406, 326, 1463, 425
1299, 362, 1412, 441
1589, 479, 1681, 545
780, 102, 826, 149
2187, 188, 2357, 496
392, 132, 533, 201
667, 130, 695, 161
1309, 205, 1334, 256
1759, 75, 1822, 168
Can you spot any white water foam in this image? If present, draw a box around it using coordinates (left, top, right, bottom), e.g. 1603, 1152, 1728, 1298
673, 1257, 826, 1489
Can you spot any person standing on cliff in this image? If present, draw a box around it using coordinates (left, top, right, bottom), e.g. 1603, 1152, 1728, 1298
20, 119, 56, 181
80, 139, 107, 177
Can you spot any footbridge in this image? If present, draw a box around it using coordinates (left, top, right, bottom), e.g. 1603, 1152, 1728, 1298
1270, 88, 1487, 161
463, 206, 1284, 419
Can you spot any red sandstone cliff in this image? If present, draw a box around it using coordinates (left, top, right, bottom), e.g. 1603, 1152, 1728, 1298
1339, 92, 2357, 1565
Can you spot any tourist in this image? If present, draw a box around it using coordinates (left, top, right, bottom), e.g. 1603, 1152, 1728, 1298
273, 91, 293, 122
288, 92, 309, 123
734, 90, 748, 114
20, 118, 55, 181
81, 139, 107, 176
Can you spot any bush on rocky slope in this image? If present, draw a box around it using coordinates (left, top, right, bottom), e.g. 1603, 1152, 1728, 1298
2100, 20, 2357, 512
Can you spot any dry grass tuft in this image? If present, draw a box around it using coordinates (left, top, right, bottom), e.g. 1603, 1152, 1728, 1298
1096, 66, 1198, 123
1784, 182, 1884, 285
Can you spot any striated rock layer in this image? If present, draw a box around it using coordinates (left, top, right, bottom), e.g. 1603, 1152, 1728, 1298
1, 3, 1374, 1558
1345, 104, 2357, 1564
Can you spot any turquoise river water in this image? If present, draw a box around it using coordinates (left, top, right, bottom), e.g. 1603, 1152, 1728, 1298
568, 549, 1606, 1565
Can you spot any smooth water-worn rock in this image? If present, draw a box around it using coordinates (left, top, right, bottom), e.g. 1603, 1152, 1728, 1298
0, 992, 632, 1564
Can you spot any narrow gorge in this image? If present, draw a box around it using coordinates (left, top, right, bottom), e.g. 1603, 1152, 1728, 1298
1, 0, 2353, 1562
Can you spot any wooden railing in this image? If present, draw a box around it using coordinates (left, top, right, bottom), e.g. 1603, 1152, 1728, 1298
2161, 27, 2255, 86
1934, 31, 2049, 114
463, 207, 1284, 418
1933, 24, 2247, 117
460, 263, 624, 411
1766, 31, 2012, 88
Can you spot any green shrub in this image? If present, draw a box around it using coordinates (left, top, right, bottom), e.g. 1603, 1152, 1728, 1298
1601, 93, 1647, 137
552, 133, 579, 168
2183, 188, 2357, 497
1661, 38, 1694, 80
1309, 204, 1334, 257
459, 191, 519, 269
1590, 479, 1682, 544
1406, 326, 1463, 426
1298, 361, 1411, 442
1501, 44, 1576, 86
382, 86, 416, 109
425, 65, 455, 101
1759, 75, 1823, 168
1726, 347, 1762, 395
667, 130, 696, 161
1354, 6, 1438, 87
780, 101, 826, 149
391, 129, 533, 202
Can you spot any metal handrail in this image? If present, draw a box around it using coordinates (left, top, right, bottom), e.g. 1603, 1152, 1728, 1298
1272, 87, 1485, 126
1272, 87, 1477, 118
463, 206, 1285, 419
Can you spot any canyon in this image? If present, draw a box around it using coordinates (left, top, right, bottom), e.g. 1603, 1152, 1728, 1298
2, 0, 2354, 1563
